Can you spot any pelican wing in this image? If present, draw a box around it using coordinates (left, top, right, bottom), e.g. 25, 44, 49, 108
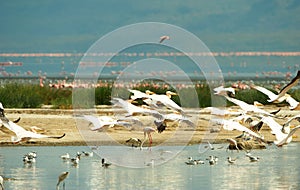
82, 115, 131, 131
128, 89, 149, 100
251, 85, 279, 102
149, 94, 183, 113
278, 71, 300, 98
285, 96, 300, 110
223, 120, 263, 139
275, 125, 300, 146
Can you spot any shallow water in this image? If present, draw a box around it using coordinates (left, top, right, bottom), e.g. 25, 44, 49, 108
0, 144, 299, 190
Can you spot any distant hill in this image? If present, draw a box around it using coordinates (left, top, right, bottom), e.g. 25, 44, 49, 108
0, 0, 299, 52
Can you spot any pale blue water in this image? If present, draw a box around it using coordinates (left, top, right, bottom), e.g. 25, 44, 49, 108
0, 144, 299, 190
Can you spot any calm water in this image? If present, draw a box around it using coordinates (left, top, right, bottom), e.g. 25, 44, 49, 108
0, 144, 300, 190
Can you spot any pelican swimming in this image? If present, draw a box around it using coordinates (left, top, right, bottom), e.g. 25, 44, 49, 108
56, 171, 69, 190
0, 120, 65, 143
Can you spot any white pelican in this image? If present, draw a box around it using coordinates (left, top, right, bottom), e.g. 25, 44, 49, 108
159, 35, 170, 43
154, 113, 195, 133
251, 85, 300, 110
140, 127, 156, 150
1, 120, 65, 143
225, 96, 278, 116
111, 98, 163, 119
145, 91, 184, 113
81, 115, 131, 131
261, 116, 300, 146
213, 85, 235, 97
56, 171, 69, 190
212, 118, 265, 142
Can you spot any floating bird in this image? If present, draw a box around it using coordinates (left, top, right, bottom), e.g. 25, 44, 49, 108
207, 156, 218, 165
81, 115, 131, 131
159, 35, 170, 43
0, 120, 65, 143
23, 154, 36, 164
60, 153, 70, 161
125, 137, 142, 147
245, 152, 259, 162
82, 151, 93, 157
102, 158, 111, 168
227, 157, 237, 164
140, 127, 156, 150
56, 171, 69, 190
185, 157, 204, 165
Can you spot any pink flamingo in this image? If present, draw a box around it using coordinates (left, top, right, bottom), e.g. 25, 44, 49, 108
140, 127, 156, 150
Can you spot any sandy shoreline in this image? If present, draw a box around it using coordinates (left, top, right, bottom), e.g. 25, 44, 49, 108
1, 106, 300, 147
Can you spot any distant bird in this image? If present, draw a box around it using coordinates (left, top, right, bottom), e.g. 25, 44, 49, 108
207, 155, 218, 165
82, 151, 93, 157
159, 35, 170, 43
60, 153, 70, 161
140, 127, 156, 150
245, 153, 259, 162
227, 157, 237, 164
56, 171, 69, 190
1, 120, 65, 143
102, 158, 111, 168
23, 154, 36, 164
185, 157, 204, 165
146, 159, 155, 167
70, 153, 81, 166
125, 137, 142, 147
0, 175, 3, 190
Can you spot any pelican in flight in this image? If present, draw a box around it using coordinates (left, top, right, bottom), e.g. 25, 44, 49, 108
154, 113, 195, 133
251, 84, 300, 110
140, 127, 156, 150
81, 115, 131, 131
56, 171, 69, 190
159, 35, 170, 43
1, 120, 65, 143
261, 116, 300, 146
213, 85, 235, 97
111, 98, 163, 119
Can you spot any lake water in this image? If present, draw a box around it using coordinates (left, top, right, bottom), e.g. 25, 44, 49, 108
0, 144, 300, 190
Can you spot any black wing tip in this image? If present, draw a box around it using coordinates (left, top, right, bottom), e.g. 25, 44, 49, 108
58, 133, 66, 139
13, 117, 21, 123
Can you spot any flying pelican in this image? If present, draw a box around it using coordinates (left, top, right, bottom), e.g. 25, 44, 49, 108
159, 35, 170, 43
111, 98, 163, 120
145, 91, 184, 113
81, 115, 131, 131
251, 85, 300, 110
154, 113, 195, 133
56, 171, 69, 190
224, 95, 279, 116
213, 85, 235, 97
140, 127, 156, 150
269, 70, 300, 102
261, 116, 300, 146
1, 120, 65, 143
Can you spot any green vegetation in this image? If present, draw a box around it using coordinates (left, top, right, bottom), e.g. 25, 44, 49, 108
0, 83, 300, 109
